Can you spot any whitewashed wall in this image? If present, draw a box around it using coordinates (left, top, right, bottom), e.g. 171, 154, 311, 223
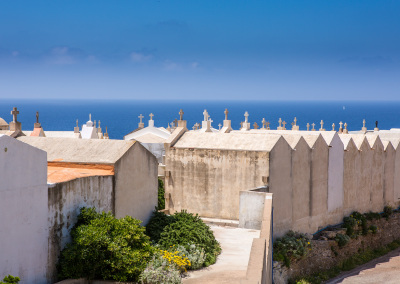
0, 135, 48, 284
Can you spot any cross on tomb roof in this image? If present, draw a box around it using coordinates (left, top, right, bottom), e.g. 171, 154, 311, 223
344, 122, 348, 130
179, 109, 184, 120
312, 123, 315, 130
174, 118, 178, 126
306, 123, 310, 131
36, 111, 39, 124
282, 121, 287, 128
293, 117, 297, 125
218, 123, 222, 130
149, 113, 154, 120
138, 114, 144, 123
266, 121, 270, 129
278, 118, 282, 127
339, 121, 343, 129
76, 119, 79, 127
244, 111, 249, 123
203, 109, 209, 121
320, 120, 324, 130
224, 109, 229, 120
363, 119, 366, 128
98, 120, 101, 128
11, 107, 19, 122
262, 118, 266, 129
253, 122, 259, 129
332, 123, 335, 131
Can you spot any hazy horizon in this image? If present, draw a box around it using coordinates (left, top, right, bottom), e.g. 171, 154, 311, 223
1, 1, 399, 101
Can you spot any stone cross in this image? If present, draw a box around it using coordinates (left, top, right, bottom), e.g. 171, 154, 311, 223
149, 113, 154, 120
312, 123, 316, 131
138, 114, 144, 124
339, 121, 343, 129
262, 118, 266, 129
282, 121, 287, 129
218, 123, 222, 130
224, 109, 229, 120
278, 118, 282, 128
76, 119, 79, 127
203, 110, 209, 121
320, 120, 324, 129
332, 123, 335, 131
179, 109, 184, 120
306, 123, 310, 131
344, 123, 348, 130
36, 111, 39, 123
11, 107, 19, 122
89, 113, 92, 121
174, 118, 178, 127
244, 111, 249, 123
253, 122, 259, 129
363, 119, 366, 128
266, 122, 270, 130
293, 117, 297, 126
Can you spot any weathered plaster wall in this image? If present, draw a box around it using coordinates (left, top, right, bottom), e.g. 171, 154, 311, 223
384, 143, 395, 207
309, 137, 329, 232
47, 176, 114, 283
343, 140, 360, 216
370, 138, 385, 212
0, 135, 48, 284
114, 142, 158, 225
166, 147, 269, 220
291, 138, 311, 232
394, 144, 400, 203
269, 138, 292, 237
327, 135, 344, 226
239, 188, 269, 229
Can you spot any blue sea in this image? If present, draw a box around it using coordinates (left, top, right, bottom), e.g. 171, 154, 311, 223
0, 100, 399, 140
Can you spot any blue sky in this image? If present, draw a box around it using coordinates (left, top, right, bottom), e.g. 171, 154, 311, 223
0, 0, 399, 100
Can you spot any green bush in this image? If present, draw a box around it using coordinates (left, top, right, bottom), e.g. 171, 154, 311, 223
383, 206, 393, 220
57, 208, 154, 282
0, 275, 20, 284
170, 244, 206, 270
273, 231, 312, 267
158, 211, 221, 267
364, 212, 381, 221
146, 210, 175, 243
158, 178, 165, 210
369, 225, 378, 234
335, 233, 350, 248
140, 251, 182, 284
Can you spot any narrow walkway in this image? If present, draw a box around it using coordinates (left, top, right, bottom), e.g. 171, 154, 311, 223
327, 247, 400, 284
182, 224, 260, 284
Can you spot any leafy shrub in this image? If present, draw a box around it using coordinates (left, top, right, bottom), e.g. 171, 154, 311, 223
383, 206, 393, 220
369, 225, 378, 234
0, 275, 20, 284
58, 208, 154, 282
364, 212, 381, 221
273, 231, 312, 267
140, 251, 181, 284
146, 210, 175, 243
343, 216, 357, 236
343, 211, 368, 236
158, 211, 221, 267
170, 244, 206, 270
158, 178, 165, 210
335, 233, 350, 248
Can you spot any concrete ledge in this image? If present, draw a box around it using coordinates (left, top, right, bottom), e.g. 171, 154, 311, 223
55, 279, 134, 284
201, 217, 239, 227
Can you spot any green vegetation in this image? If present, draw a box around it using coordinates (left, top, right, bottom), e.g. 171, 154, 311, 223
273, 231, 312, 267
157, 178, 165, 210
157, 211, 221, 266
140, 250, 182, 284
291, 239, 400, 284
335, 233, 350, 248
57, 208, 154, 282
382, 205, 393, 220
146, 210, 175, 243
0, 275, 20, 284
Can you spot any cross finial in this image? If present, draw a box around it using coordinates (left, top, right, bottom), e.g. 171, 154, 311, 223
320, 120, 324, 130
224, 109, 229, 120
278, 118, 282, 127
218, 123, 222, 130
36, 111, 39, 124
332, 123, 335, 131
282, 121, 287, 129
203, 109, 209, 121
344, 122, 348, 130
11, 107, 19, 123
253, 122, 259, 129
262, 118, 266, 129
76, 119, 79, 127
244, 111, 249, 123
98, 120, 101, 128
312, 123, 315, 130
174, 118, 178, 128
89, 113, 92, 121
266, 121, 270, 129
339, 121, 343, 129
149, 113, 154, 120
138, 114, 144, 123
306, 123, 310, 131
179, 109, 184, 120
294, 117, 297, 125
363, 119, 366, 128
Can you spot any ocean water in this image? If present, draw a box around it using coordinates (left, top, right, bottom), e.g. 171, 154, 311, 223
0, 99, 399, 140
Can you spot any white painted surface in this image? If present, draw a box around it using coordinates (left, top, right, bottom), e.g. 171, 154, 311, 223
239, 189, 267, 229
0, 135, 48, 284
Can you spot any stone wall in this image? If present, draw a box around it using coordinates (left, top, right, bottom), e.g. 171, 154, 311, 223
47, 176, 114, 283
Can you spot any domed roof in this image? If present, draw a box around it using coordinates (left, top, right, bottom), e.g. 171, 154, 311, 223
0, 117, 8, 126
